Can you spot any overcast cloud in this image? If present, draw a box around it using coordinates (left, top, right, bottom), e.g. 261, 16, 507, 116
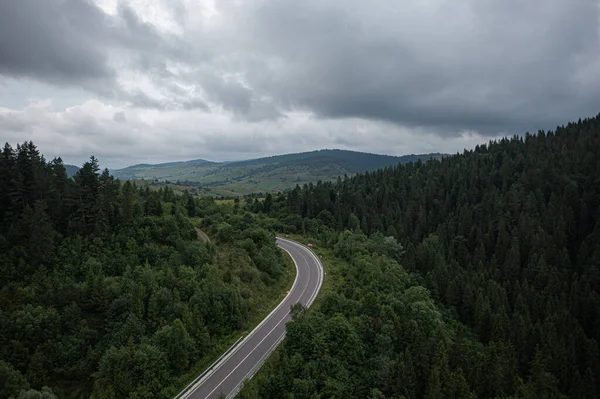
0, 0, 598, 168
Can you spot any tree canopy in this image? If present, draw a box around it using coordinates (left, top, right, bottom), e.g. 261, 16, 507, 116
0, 143, 290, 398
243, 114, 600, 398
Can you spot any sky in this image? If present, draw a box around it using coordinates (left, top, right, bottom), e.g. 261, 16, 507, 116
0, 0, 598, 169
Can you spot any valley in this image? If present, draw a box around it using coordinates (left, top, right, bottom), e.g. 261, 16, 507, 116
111, 149, 443, 196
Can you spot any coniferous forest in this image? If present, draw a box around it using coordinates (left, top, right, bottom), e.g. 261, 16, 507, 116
0, 143, 290, 398
239, 115, 600, 399
2, 114, 600, 399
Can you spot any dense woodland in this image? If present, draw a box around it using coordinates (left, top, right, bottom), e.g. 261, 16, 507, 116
241, 115, 600, 398
0, 143, 290, 398
2, 114, 599, 399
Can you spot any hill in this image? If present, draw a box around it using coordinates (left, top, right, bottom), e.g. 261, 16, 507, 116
241, 114, 600, 399
0, 143, 294, 398
64, 164, 80, 178
112, 149, 443, 195
110, 158, 217, 181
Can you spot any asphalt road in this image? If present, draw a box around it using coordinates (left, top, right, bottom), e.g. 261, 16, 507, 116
178, 237, 324, 399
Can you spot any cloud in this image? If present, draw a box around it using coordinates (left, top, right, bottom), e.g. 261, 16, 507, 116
0, 101, 500, 169
113, 111, 127, 122
203, 0, 600, 133
0, 0, 599, 166
0, 0, 197, 109
0, 1, 114, 83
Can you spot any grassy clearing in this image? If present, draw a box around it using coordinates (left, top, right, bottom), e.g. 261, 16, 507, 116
194, 227, 211, 243
214, 199, 237, 205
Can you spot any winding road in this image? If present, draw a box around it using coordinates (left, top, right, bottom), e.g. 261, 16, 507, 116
176, 237, 324, 399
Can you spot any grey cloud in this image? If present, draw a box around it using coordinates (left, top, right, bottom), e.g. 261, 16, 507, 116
119, 89, 208, 111
0, 100, 147, 166
113, 111, 126, 122
189, 67, 281, 120
202, 133, 267, 154
0, 0, 192, 109
207, 0, 600, 134
0, 100, 499, 169
0, 0, 114, 83
122, 90, 170, 110
1, 0, 599, 147
181, 98, 210, 111
109, 4, 192, 62
0, 112, 33, 133
201, 76, 253, 115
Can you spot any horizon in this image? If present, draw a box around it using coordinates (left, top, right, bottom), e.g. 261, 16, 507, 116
2, 1, 597, 170
22, 144, 449, 170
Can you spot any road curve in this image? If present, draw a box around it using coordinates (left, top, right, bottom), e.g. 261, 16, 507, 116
177, 237, 324, 399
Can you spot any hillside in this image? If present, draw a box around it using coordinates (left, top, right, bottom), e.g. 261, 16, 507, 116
110, 158, 218, 181
112, 149, 443, 195
0, 143, 294, 398
64, 164, 79, 178
240, 114, 600, 399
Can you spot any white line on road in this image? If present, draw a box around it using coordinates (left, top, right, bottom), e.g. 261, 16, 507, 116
205, 245, 314, 398
177, 238, 323, 399
179, 239, 301, 399
203, 307, 292, 398
227, 241, 324, 397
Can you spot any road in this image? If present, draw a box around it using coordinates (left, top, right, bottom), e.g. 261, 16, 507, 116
176, 237, 324, 399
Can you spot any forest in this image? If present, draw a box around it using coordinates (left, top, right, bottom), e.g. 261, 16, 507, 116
2, 113, 599, 399
0, 142, 291, 398
240, 115, 600, 398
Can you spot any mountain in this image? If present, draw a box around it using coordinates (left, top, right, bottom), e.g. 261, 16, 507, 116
110, 158, 217, 181
111, 149, 444, 195
226, 149, 431, 172
64, 164, 80, 178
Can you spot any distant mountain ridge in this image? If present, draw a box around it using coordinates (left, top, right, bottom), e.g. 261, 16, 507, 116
111, 149, 444, 195
228, 149, 427, 172
64, 164, 80, 178
125, 159, 217, 169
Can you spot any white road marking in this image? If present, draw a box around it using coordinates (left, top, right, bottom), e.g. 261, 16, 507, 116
178, 238, 324, 399
203, 242, 315, 399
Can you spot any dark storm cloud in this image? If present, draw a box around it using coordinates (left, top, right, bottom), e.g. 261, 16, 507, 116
0, 0, 114, 82
198, 72, 281, 120
1, 0, 599, 141
0, 0, 191, 108
210, 0, 600, 134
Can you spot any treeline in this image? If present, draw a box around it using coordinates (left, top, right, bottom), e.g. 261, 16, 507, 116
0, 142, 288, 398
244, 115, 600, 398
241, 231, 493, 398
